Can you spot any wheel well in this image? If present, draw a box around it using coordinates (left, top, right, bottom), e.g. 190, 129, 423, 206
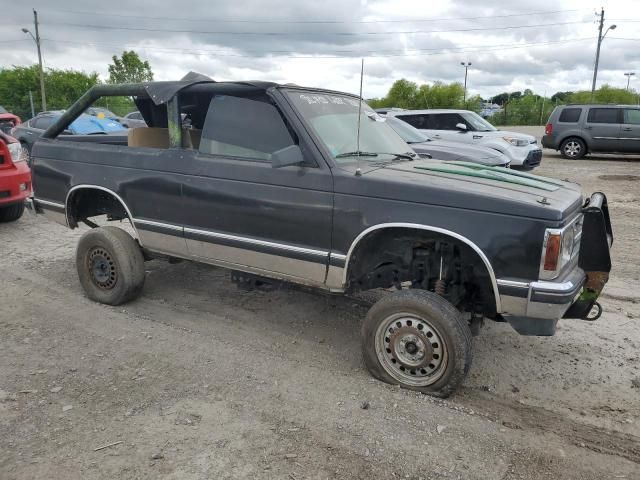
345, 228, 498, 317
560, 135, 588, 148
66, 188, 130, 229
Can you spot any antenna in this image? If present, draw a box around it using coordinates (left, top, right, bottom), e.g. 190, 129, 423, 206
355, 58, 364, 176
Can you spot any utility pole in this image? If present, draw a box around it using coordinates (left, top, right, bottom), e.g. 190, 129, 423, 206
22, 10, 47, 112
29, 91, 35, 118
460, 62, 471, 104
591, 8, 616, 96
624, 72, 636, 91
33, 10, 46, 112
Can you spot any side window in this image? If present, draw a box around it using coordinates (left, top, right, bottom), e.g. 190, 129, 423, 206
558, 108, 582, 123
433, 113, 465, 130
200, 96, 295, 162
33, 116, 54, 130
587, 108, 619, 124
396, 114, 429, 129
623, 109, 640, 125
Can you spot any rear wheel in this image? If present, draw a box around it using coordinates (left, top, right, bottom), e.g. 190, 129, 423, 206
361, 290, 472, 398
76, 226, 145, 305
560, 137, 586, 159
0, 202, 25, 222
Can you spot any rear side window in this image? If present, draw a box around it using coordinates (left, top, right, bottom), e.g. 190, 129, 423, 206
558, 108, 582, 123
395, 114, 432, 129
624, 109, 640, 125
200, 95, 294, 162
587, 108, 619, 124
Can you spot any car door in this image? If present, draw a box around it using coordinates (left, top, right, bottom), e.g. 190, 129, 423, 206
179, 94, 334, 286
431, 113, 475, 144
19, 116, 50, 148
621, 108, 640, 153
585, 107, 622, 152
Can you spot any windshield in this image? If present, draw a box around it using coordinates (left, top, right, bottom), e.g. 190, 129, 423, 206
285, 90, 414, 163
460, 111, 496, 132
385, 116, 430, 143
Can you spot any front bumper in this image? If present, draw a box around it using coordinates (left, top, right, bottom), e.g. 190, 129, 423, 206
497, 192, 613, 335
0, 162, 32, 206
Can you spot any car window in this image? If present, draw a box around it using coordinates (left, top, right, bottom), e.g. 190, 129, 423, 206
33, 116, 55, 130
130, 112, 142, 120
623, 109, 640, 125
395, 114, 432, 129
587, 108, 619, 124
558, 108, 582, 123
200, 95, 295, 162
432, 113, 465, 130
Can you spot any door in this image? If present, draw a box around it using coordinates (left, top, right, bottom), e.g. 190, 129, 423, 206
585, 107, 622, 152
179, 94, 334, 286
621, 108, 640, 153
430, 113, 476, 143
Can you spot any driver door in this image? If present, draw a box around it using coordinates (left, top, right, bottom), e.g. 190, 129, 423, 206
178, 95, 334, 286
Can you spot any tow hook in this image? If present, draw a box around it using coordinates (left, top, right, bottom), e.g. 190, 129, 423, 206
585, 301, 602, 321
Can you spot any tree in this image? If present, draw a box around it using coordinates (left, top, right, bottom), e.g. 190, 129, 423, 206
107, 51, 154, 84
0, 65, 99, 119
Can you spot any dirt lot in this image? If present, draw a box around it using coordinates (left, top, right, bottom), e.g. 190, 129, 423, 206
1, 151, 639, 479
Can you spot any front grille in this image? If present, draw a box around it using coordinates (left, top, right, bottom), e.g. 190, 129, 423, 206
0, 190, 10, 199
525, 149, 542, 167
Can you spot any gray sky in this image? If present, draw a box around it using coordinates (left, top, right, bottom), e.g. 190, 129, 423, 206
1, 0, 639, 98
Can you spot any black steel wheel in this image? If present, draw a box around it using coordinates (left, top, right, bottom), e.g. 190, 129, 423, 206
76, 227, 145, 305
361, 290, 472, 398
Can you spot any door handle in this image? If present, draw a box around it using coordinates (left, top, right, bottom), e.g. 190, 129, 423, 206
473, 135, 483, 140
433, 134, 441, 138
584, 126, 592, 130
623, 127, 632, 131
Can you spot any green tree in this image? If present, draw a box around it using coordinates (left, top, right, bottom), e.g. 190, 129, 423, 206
107, 50, 154, 84
566, 84, 636, 105
0, 65, 99, 119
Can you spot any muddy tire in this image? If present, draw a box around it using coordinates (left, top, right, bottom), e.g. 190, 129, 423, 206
362, 290, 472, 398
0, 202, 25, 223
76, 226, 145, 305
560, 137, 586, 159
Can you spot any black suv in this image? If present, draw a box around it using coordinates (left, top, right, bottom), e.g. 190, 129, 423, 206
542, 104, 640, 159
26, 80, 613, 397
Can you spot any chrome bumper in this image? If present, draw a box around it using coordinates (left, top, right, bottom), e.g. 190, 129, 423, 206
497, 267, 586, 335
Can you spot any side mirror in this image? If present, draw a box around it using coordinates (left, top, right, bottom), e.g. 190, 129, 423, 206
272, 145, 304, 168
455, 123, 468, 132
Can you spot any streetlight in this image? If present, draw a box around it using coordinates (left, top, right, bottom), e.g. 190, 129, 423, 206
460, 62, 472, 104
624, 72, 636, 91
591, 8, 616, 95
22, 9, 46, 112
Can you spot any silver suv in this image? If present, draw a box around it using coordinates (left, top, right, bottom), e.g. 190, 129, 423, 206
542, 104, 640, 159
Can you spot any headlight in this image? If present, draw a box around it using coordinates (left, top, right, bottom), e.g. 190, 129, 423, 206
7, 142, 24, 163
502, 136, 529, 147
539, 216, 582, 280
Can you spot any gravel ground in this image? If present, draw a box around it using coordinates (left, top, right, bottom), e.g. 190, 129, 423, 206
1, 151, 639, 479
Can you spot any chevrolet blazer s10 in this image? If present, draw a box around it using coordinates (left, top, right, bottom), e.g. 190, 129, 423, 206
27, 79, 613, 396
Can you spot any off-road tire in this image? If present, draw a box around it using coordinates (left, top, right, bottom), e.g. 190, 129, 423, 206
560, 137, 586, 159
0, 202, 25, 222
76, 226, 145, 305
362, 290, 472, 398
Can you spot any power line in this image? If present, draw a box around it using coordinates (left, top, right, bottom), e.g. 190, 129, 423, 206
38, 37, 594, 59
40, 8, 589, 24
41, 20, 591, 36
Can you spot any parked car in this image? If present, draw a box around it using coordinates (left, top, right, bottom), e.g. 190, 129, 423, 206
0, 106, 21, 135
384, 115, 510, 167
27, 79, 612, 397
11, 111, 127, 160
0, 131, 31, 222
388, 109, 542, 169
542, 104, 640, 159
86, 107, 147, 128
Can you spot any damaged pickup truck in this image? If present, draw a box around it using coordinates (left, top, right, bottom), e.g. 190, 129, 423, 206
27, 78, 613, 397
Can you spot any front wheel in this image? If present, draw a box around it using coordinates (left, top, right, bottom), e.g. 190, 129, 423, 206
76, 226, 145, 305
560, 137, 586, 159
0, 202, 25, 222
361, 290, 472, 397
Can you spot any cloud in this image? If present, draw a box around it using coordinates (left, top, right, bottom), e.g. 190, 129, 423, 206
1, 0, 638, 99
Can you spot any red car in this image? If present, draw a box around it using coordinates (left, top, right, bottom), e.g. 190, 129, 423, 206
0, 131, 31, 222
